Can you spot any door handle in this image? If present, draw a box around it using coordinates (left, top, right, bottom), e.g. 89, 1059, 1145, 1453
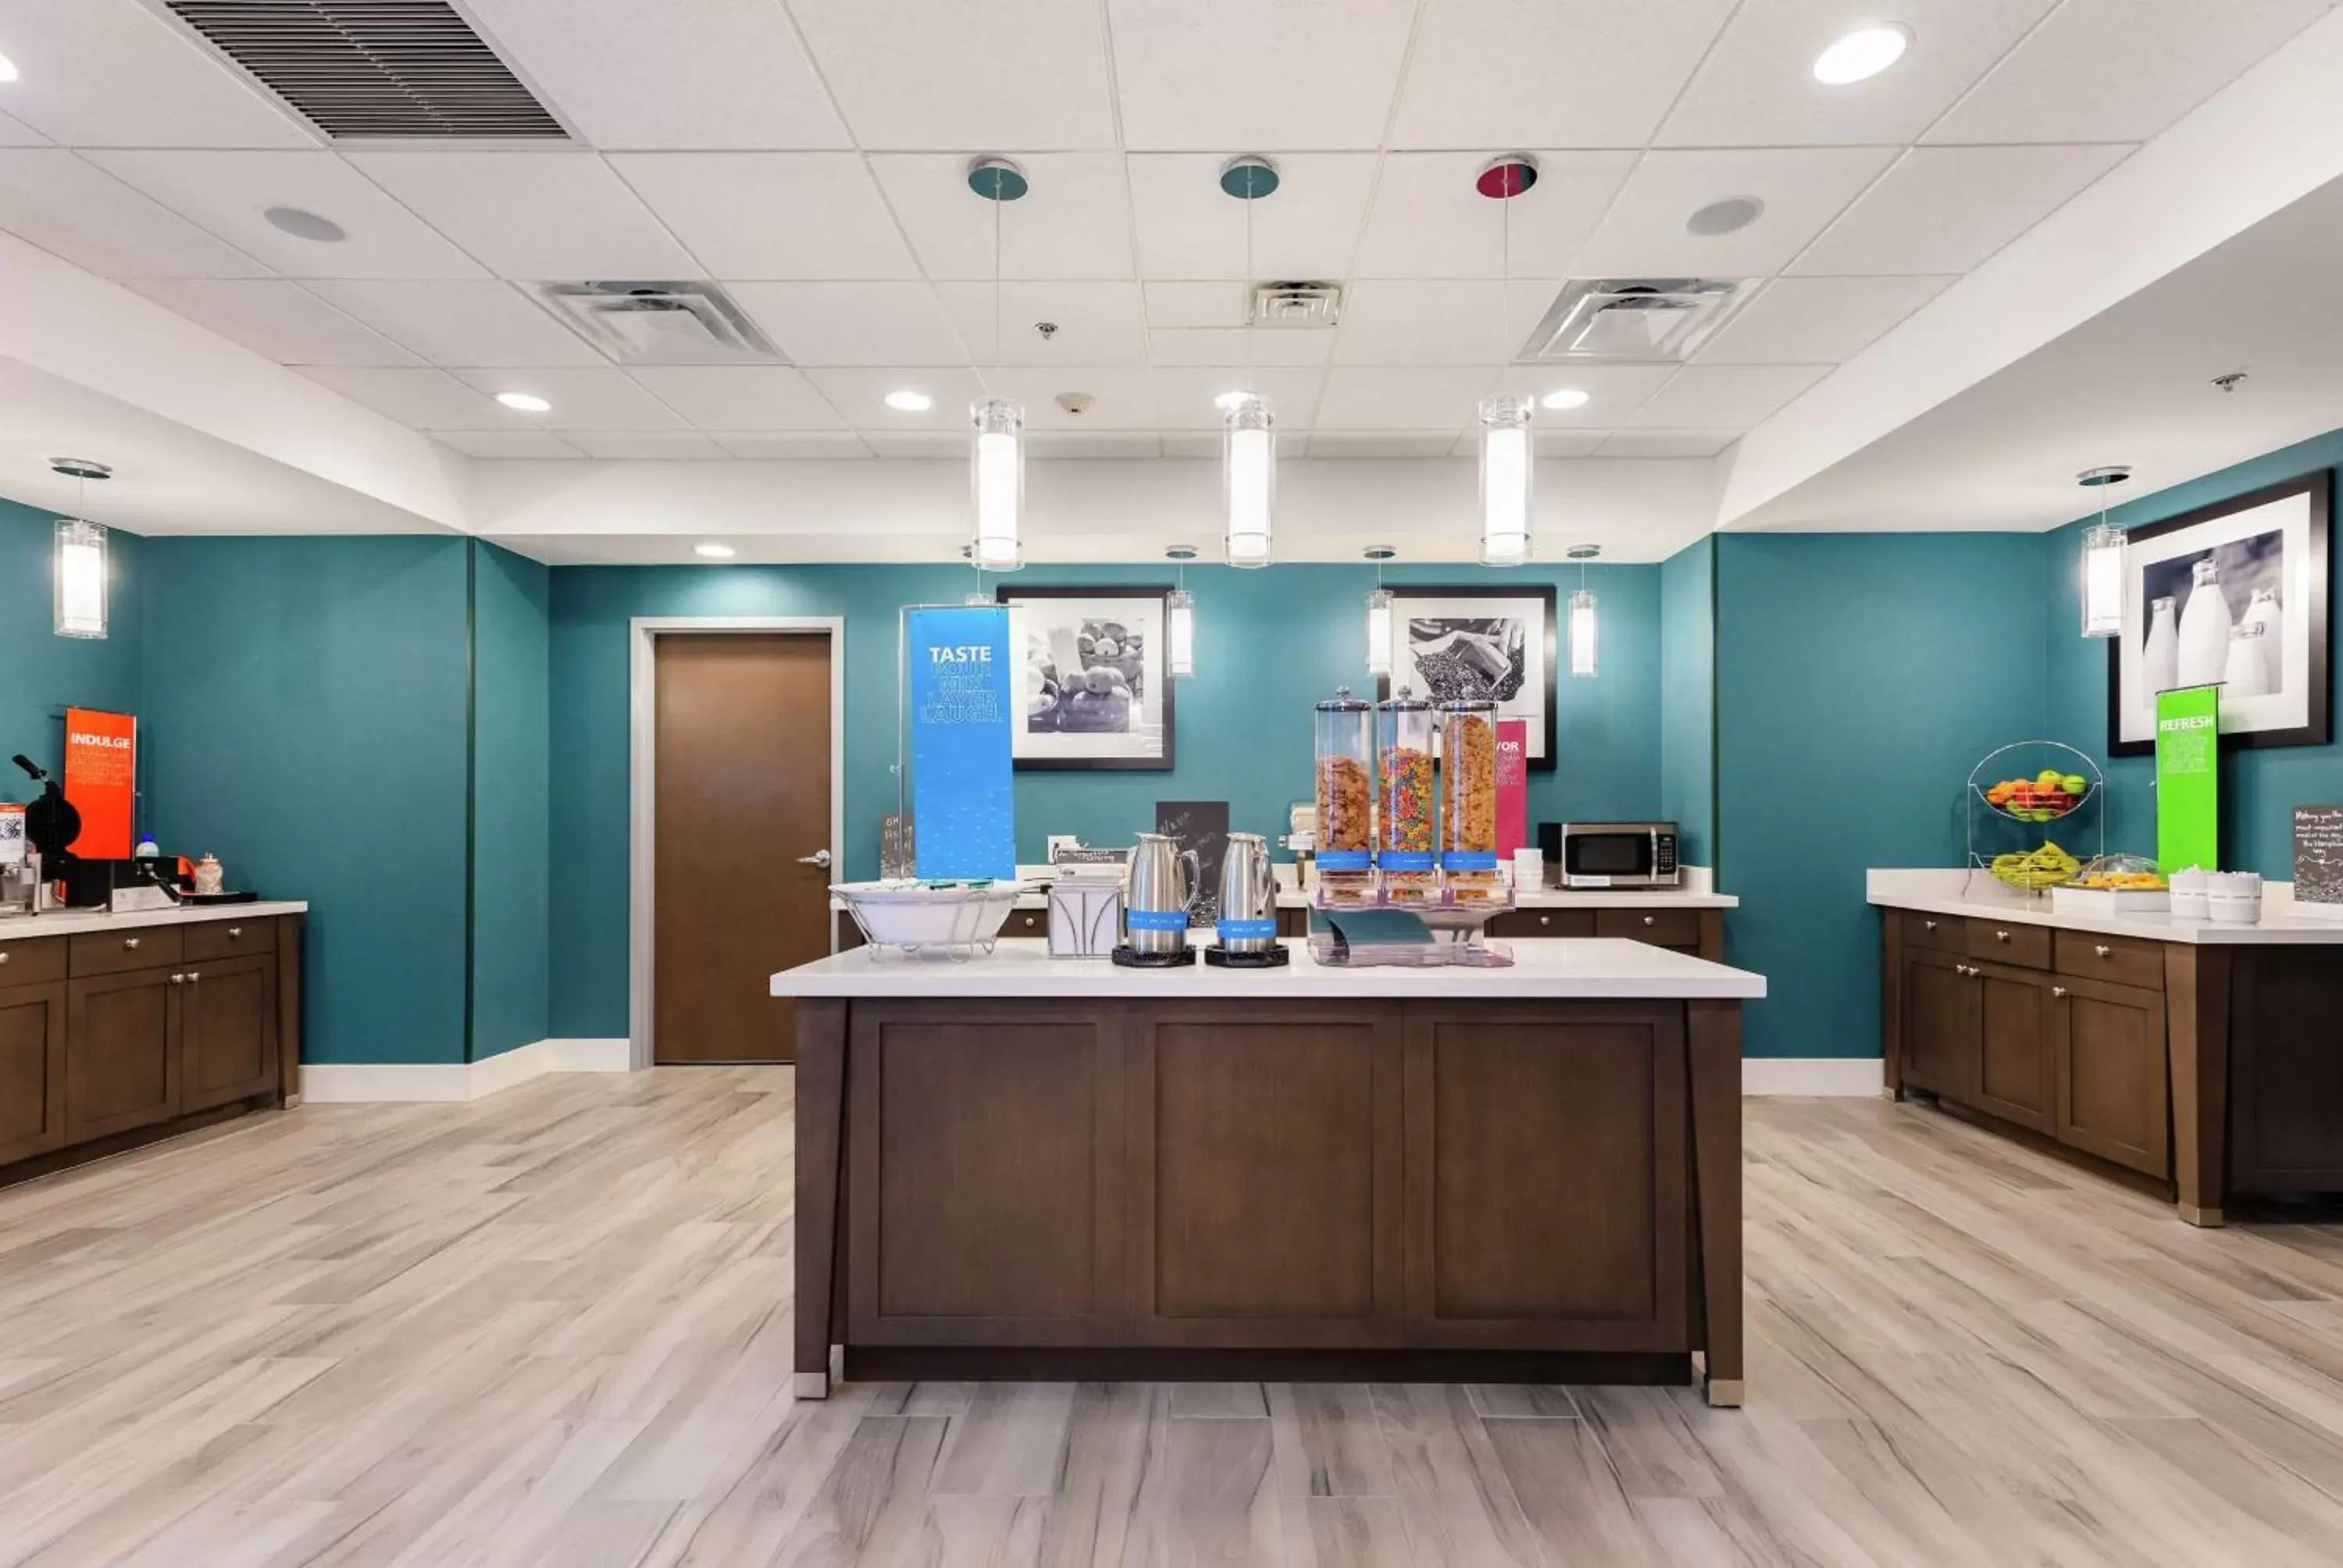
797, 849, 833, 868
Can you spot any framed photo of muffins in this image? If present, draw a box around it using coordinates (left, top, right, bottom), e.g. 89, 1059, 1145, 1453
1375, 585, 1559, 771
998, 586, 1176, 770
2108, 471, 2331, 757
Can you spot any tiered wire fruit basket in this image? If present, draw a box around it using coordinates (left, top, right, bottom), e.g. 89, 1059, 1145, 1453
1963, 740, 2106, 897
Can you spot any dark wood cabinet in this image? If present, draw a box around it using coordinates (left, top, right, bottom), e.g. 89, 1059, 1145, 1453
1974, 962, 2054, 1135
66, 967, 181, 1143
2051, 975, 2167, 1177
0, 981, 68, 1165
1901, 949, 1976, 1099
180, 954, 280, 1114
1489, 909, 1596, 939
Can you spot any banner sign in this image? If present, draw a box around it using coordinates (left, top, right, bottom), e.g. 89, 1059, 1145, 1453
906, 607, 1015, 880
2155, 685, 2220, 872
62, 707, 136, 860
1495, 719, 1528, 858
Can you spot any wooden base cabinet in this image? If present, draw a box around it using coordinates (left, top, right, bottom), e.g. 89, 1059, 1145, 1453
0, 981, 68, 1166
66, 968, 182, 1143
2051, 975, 2168, 1178
180, 953, 280, 1113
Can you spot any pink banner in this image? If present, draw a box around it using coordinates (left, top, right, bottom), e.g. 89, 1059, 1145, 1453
1495, 718, 1527, 858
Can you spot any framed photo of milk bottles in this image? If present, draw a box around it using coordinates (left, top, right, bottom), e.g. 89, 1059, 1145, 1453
998, 586, 1176, 770
2110, 471, 2331, 756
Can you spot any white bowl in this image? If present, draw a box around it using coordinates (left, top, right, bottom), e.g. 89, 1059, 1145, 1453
2206, 890, 2263, 925
2170, 892, 2212, 921
833, 880, 1024, 951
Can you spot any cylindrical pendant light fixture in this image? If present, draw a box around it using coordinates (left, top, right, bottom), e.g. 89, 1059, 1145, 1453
49, 458, 111, 640
1364, 547, 1396, 676
1479, 395, 1533, 567
1222, 392, 1275, 567
1567, 543, 1599, 678
968, 158, 1029, 572
2077, 465, 2132, 639
1165, 545, 1197, 679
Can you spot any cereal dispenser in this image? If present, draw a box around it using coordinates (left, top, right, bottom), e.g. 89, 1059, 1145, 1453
1436, 697, 1507, 906
1314, 686, 1375, 906
1376, 686, 1436, 905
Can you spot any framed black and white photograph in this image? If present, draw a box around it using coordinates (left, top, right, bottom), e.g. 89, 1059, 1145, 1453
1375, 584, 1558, 770
2109, 472, 2331, 756
999, 586, 1175, 770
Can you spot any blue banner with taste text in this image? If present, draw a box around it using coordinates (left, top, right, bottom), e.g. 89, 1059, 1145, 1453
907, 606, 1015, 880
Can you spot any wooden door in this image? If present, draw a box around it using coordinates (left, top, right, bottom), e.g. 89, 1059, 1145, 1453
0, 981, 68, 1165
66, 968, 180, 1142
180, 954, 280, 1113
2052, 975, 2170, 1177
1974, 962, 2053, 1133
654, 633, 833, 1064
1901, 950, 1976, 1101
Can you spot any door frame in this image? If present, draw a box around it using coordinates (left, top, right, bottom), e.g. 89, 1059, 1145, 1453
630, 617, 846, 1070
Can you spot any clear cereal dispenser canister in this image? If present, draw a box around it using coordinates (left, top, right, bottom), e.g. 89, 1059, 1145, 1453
1314, 686, 1376, 906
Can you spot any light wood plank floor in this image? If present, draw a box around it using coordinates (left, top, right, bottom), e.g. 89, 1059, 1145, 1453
2, 1071, 2341, 1566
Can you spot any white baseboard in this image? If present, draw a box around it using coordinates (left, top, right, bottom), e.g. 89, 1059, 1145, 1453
300, 1038, 634, 1103
1742, 1057, 1885, 1096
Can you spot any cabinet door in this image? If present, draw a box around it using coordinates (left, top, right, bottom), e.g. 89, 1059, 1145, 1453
1974, 962, 2054, 1134
2052, 975, 2170, 1178
66, 968, 180, 1142
1488, 909, 1596, 939
180, 954, 280, 1114
1901, 950, 1976, 1101
0, 981, 68, 1166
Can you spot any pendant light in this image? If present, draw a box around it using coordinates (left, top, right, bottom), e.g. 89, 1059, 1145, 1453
1221, 157, 1278, 567
1364, 547, 1396, 677
1165, 546, 1197, 678
1566, 543, 1599, 678
968, 159, 1028, 572
2077, 465, 2132, 639
1478, 156, 1538, 568
50, 458, 111, 640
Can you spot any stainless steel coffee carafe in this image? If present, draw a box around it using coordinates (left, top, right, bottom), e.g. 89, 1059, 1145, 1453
1214, 832, 1277, 953
1124, 832, 1200, 955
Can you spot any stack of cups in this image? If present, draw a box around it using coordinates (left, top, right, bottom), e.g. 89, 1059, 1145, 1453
2206, 871, 2264, 925
2169, 868, 2209, 921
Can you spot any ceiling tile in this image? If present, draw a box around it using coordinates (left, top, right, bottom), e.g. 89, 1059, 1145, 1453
0, 150, 270, 278
872, 153, 1131, 281
434, 430, 587, 459
711, 432, 872, 459
1128, 153, 1376, 281
1107, 0, 1418, 150
1788, 145, 2133, 276
451, 368, 691, 430
1597, 429, 1741, 458
934, 281, 1146, 365
1657, 0, 2053, 148
626, 366, 847, 430
1304, 433, 1466, 459
1316, 367, 1498, 429
85, 151, 486, 279
303, 280, 604, 366
1147, 328, 1336, 367
1486, 365, 1678, 426
1332, 280, 1550, 366
1928, 0, 2333, 145
123, 280, 419, 366
862, 433, 971, 458
1469, 429, 1609, 458
348, 151, 700, 280
1161, 433, 1221, 459
729, 281, 968, 365
566, 431, 730, 460
1150, 367, 1327, 429
0, 0, 313, 148
462, 0, 851, 148
1624, 364, 1830, 428
613, 153, 918, 280
299, 366, 516, 429
1143, 281, 1246, 329
0, 112, 49, 148
1393, 0, 1736, 148
1028, 433, 1163, 458
786, 0, 1116, 148
1353, 151, 1637, 280
974, 368, 1157, 430
804, 366, 987, 429
1569, 147, 1899, 277
1694, 275, 1953, 364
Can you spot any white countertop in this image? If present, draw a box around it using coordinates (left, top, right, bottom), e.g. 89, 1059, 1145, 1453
837, 886, 1737, 913
772, 935, 1764, 1000
1867, 869, 2343, 946
0, 900, 308, 939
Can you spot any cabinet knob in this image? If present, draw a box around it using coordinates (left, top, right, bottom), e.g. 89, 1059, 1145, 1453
2095, 943, 2112, 957
1538, 914, 1550, 926
169, 973, 184, 985
187, 971, 201, 983
123, 936, 140, 950
2052, 985, 2068, 998
1924, 919, 1939, 931
0, 952, 9, 965
1643, 914, 1657, 927
1995, 929, 2010, 943
1021, 914, 1036, 928
227, 926, 242, 939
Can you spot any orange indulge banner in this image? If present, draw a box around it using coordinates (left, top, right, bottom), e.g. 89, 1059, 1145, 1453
62, 707, 136, 861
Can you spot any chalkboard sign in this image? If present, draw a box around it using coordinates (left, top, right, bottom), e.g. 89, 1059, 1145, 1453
2296, 806, 2343, 916
1156, 800, 1229, 925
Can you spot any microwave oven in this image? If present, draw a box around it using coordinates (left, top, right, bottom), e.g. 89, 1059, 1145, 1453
1539, 821, 1680, 888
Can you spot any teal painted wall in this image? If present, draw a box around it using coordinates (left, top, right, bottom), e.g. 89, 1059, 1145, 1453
1716, 533, 2051, 1062
547, 561, 1664, 1038
2045, 427, 2343, 878
0, 498, 144, 796
1658, 536, 1716, 867
469, 542, 551, 1061
140, 536, 473, 1066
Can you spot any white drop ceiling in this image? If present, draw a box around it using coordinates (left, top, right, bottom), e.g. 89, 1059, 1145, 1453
0, 0, 2338, 561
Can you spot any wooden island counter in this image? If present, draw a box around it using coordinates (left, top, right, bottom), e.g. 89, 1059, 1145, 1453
773, 936, 1763, 1407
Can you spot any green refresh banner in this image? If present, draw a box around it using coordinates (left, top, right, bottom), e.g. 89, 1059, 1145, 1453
2156, 685, 2220, 872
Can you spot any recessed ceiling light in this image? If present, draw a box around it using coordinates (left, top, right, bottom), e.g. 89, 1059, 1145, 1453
495, 391, 551, 413
1813, 24, 1910, 85
262, 205, 345, 243
883, 389, 933, 412
0, 52, 20, 84
1687, 196, 1764, 237
694, 542, 736, 559
1540, 388, 1592, 412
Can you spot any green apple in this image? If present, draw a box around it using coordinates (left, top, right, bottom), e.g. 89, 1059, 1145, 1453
2059, 774, 2088, 795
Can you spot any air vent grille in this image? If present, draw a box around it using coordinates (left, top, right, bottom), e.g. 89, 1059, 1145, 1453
164, 2, 565, 139
1521, 278, 1755, 364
